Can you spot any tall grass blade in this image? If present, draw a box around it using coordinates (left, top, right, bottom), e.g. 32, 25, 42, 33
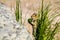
15, 0, 22, 24
36, 0, 60, 40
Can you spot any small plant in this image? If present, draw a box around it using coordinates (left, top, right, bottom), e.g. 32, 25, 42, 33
36, 0, 60, 40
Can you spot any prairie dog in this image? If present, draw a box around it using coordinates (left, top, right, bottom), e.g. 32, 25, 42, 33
28, 13, 38, 36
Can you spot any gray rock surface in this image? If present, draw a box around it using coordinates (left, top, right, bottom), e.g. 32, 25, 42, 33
0, 3, 32, 40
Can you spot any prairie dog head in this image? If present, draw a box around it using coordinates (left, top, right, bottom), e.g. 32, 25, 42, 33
31, 13, 38, 21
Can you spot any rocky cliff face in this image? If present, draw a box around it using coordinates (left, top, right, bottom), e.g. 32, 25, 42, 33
0, 3, 32, 40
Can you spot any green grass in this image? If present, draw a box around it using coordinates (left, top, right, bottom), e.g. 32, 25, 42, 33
15, 0, 22, 24
36, 0, 60, 40
15, 0, 60, 40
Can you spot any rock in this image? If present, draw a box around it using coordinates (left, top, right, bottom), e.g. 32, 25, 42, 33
0, 3, 32, 40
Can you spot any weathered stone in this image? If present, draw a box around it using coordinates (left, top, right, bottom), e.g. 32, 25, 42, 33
0, 3, 32, 40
